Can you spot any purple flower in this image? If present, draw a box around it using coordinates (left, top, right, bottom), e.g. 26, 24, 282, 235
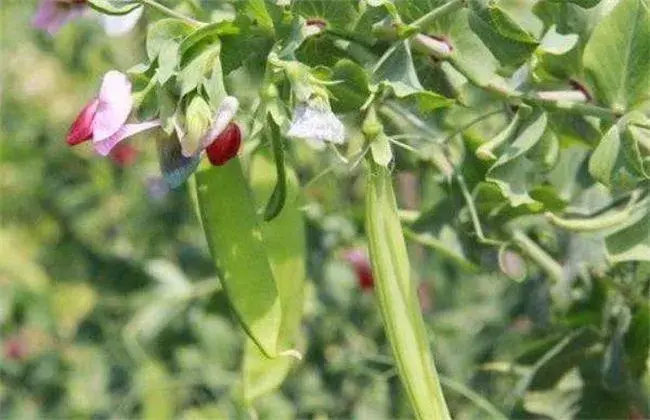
33, 0, 143, 36
32, 0, 87, 35
67, 70, 159, 155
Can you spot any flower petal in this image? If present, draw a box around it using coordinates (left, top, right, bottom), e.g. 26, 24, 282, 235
94, 120, 160, 156
199, 96, 240, 150
32, 0, 85, 35
101, 6, 143, 37
343, 249, 374, 291
287, 101, 345, 147
93, 70, 134, 141
156, 136, 201, 189
67, 99, 99, 145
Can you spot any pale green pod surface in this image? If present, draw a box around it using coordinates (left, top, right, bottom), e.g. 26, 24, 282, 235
195, 159, 281, 357
243, 152, 307, 404
365, 162, 451, 420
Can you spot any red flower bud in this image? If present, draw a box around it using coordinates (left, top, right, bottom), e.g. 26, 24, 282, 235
343, 248, 374, 291
205, 122, 241, 166
67, 99, 99, 145
3, 336, 27, 361
109, 143, 138, 167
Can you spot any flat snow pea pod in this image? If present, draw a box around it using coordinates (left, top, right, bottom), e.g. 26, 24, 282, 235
365, 161, 451, 420
195, 159, 281, 357
243, 151, 306, 404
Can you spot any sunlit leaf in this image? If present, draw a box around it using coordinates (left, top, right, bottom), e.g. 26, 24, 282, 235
583, 0, 650, 112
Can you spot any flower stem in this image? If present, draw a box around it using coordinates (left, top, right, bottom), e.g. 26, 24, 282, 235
137, 0, 203, 26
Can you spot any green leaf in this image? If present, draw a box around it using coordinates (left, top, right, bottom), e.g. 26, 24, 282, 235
291, 0, 360, 31
137, 361, 175, 420
411, 91, 455, 113
327, 59, 371, 113
622, 123, 650, 180
538, 25, 579, 55
583, 0, 650, 112
588, 124, 620, 186
467, 0, 539, 68
372, 41, 424, 97
605, 207, 650, 262
146, 19, 194, 61
486, 110, 548, 207
488, 1, 539, 44
243, 151, 307, 403
178, 45, 220, 97
195, 160, 282, 357
157, 40, 179, 85
179, 21, 238, 68
365, 161, 451, 420
51, 283, 96, 339
87, 0, 139, 15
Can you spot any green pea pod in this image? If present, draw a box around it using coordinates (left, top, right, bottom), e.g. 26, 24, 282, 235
242, 152, 306, 404
263, 116, 288, 222
195, 159, 281, 357
365, 161, 451, 420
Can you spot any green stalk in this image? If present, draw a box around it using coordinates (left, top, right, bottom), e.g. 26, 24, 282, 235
365, 161, 451, 420
137, 0, 203, 26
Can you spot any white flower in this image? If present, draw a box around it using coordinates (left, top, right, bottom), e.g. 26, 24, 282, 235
287, 101, 345, 149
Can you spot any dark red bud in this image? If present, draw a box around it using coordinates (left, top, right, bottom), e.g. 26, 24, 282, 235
306, 18, 327, 30
205, 122, 241, 166
569, 79, 592, 102
67, 99, 99, 146
343, 249, 374, 291
109, 143, 138, 167
4, 336, 26, 361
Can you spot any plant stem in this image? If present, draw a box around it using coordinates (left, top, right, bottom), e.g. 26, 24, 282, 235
439, 376, 509, 420
137, 0, 203, 26
511, 229, 563, 283
411, 0, 465, 31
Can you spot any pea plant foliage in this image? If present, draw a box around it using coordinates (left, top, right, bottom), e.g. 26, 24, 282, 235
42, 0, 650, 417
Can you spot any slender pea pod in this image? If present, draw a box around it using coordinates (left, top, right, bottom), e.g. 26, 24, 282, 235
365, 161, 451, 420
195, 159, 281, 357
242, 152, 306, 404
546, 197, 649, 233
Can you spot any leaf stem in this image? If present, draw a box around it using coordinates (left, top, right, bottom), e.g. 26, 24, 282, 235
456, 174, 504, 246
510, 229, 563, 283
137, 0, 203, 26
447, 57, 618, 120
411, 0, 465, 31
439, 376, 509, 420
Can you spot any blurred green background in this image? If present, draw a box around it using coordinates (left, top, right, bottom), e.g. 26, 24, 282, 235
1, 1, 648, 419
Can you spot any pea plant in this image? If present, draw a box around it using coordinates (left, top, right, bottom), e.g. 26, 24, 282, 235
37, 0, 649, 417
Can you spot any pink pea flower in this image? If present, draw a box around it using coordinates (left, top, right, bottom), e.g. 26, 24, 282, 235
343, 248, 374, 291
67, 70, 159, 156
33, 0, 143, 36
32, 0, 87, 35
